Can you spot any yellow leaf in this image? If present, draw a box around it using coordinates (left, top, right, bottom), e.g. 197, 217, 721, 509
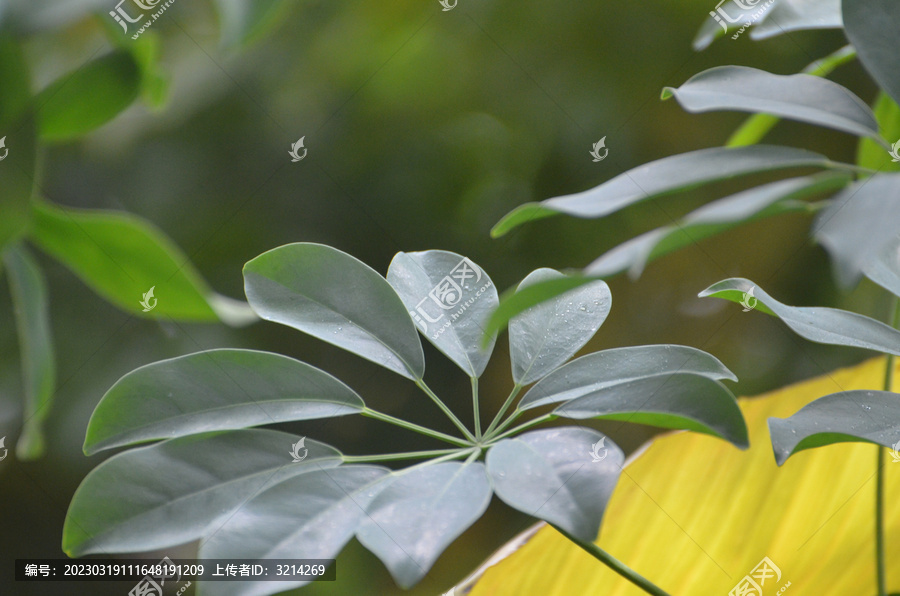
464, 357, 900, 595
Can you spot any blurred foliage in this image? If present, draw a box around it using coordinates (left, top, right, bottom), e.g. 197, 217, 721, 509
0, 0, 888, 594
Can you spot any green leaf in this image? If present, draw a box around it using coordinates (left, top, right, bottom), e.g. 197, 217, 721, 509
692, 2, 757, 51
509, 269, 611, 385
29, 200, 250, 322
387, 251, 497, 378
3, 245, 55, 459
813, 174, 900, 288
213, 0, 293, 48
586, 174, 848, 279
864, 235, 900, 299
490, 203, 558, 238
750, 0, 842, 40
0, 36, 35, 250
857, 93, 900, 172
197, 465, 389, 596
486, 427, 624, 542
356, 461, 492, 588
99, 17, 170, 109
484, 275, 602, 341
843, 0, 900, 106
768, 390, 900, 465
243, 243, 425, 380
492, 146, 836, 234
36, 51, 140, 142
663, 66, 881, 141
553, 373, 749, 449
64, 430, 342, 556
699, 278, 900, 355
84, 349, 364, 454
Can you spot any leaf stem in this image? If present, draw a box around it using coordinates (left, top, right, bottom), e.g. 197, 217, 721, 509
471, 377, 482, 441
486, 413, 555, 444
483, 384, 523, 439
876, 295, 900, 596
361, 408, 471, 446
550, 524, 671, 596
416, 379, 477, 443
342, 448, 463, 463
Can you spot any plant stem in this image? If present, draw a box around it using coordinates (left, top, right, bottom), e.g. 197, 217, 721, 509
471, 377, 482, 441
343, 448, 465, 463
550, 524, 671, 596
361, 408, 471, 446
727, 45, 857, 148
483, 384, 523, 439
876, 296, 900, 596
416, 379, 477, 443
486, 413, 555, 444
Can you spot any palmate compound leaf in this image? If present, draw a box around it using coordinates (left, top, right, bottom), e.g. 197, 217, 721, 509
491, 146, 837, 236
356, 460, 492, 589
387, 250, 498, 378
700, 278, 900, 356
586, 173, 850, 279
516, 346, 746, 447
509, 269, 611, 385
768, 390, 900, 465
197, 465, 390, 596
486, 427, 624, 542
243, 243, 425, 380
83, 349, 365, 455
64, 429, 343, 557
844, 0, 900, 107
662, 66, 881, 142
813, 174, 900, 289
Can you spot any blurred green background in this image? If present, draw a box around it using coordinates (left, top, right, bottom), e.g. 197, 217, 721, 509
0, 0, 892, 594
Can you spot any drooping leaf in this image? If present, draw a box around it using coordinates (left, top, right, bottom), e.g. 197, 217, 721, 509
492, 146, 837, 235
769, 390, 900, 465
553, 373, 748, 449
662, 66, 880, 141
508, 269, 611, 385
844, 0, 900, 106
3, 245, 55, 459
356, 460, 492, 588
197, 465, 389, 596
29, 200, 253, 323
814, 174, 900, 288
64, 430, 342, 557
518, 345, 737, 411
750, 0, 842, 39
459, 357, 900, 595
387, 250, 497, 378
213, 0, 293, 47
0, 36, 34, 250
243, 243, 425, 380
857, 93, 900, 172
700, 278, 900, 355
35, 51, 140, 142
484, 275, 601, 342
586, 174, 848, 279
486, 427, 624, 542
83, 349, 364, 454
864, 235, 900, 299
